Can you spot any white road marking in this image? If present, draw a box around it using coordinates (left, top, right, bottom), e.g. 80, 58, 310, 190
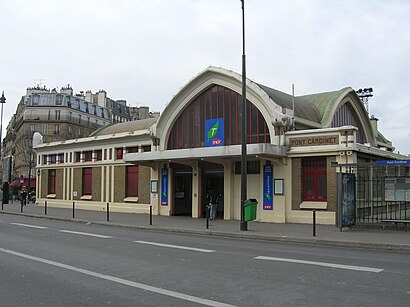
255, 256, 384, 273
0, 247, 235, 307
11, 223, 48, 229
134, 240, 215, 253
59, 230, 112, 238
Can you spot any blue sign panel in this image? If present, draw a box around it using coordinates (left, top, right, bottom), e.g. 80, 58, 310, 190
161, 168, 168, 206
375, 160, 410, 166
205, 118, 224, 147
342, 173, 355, 227
263, 164, 273, 210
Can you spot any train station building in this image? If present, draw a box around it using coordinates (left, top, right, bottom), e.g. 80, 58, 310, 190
34, 66, 408, 225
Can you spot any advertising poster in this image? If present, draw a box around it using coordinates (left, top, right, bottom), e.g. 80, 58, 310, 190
205, 118, 224, 147
384, 177, 410, 202
342, 173, 355, 227
161, 168, 168, 206
263, 164, 273, 210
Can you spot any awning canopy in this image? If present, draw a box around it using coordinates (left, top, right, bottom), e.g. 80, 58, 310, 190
9, 178, 36, 188
124, 143, 288, 166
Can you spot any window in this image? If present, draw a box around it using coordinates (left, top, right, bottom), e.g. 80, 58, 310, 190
30, 124, 36, 132
43, 155, 48, 164
32, 95, 40, 106
75, 152, 81, 162
55, 110, 61, 120
68, 112, 72, 121
42, 124, 48, 135
59, 153, 64, 163
84, 151, 92, 162
50, 154, 57, 164
116, 148, 123, 160
56, 95, 63, 105
95, 150, 102, 161
82, 168, 92, 195
167, 85, 270, 149
127, 146, 139, 153
79, 114, 82, 124
126, 165, 139, 197
48, 169, 56, 194
141, 145, 151, 152
302, 158, 327, 201
54, 124, 60, 135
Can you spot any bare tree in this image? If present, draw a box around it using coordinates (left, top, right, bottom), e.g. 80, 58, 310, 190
14, 131, 36, 191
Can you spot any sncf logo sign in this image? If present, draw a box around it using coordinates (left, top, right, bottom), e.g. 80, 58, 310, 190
205, 118, 224, 147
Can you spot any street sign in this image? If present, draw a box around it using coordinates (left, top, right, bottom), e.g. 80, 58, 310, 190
374, 160, 410, 166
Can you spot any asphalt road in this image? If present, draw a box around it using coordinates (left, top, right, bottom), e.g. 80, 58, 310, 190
0, 214, 409, 306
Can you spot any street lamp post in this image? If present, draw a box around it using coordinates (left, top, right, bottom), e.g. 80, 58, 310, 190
0, 91, 6, 181
240, 0, 248, 231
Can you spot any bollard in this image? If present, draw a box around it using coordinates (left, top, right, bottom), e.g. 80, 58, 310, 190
313, 210, 316, 237
106, 203, 110, 222
72, 201, 75, 218
45, 200, 47, 215
206, 205, 210, 229
1, 200, 3, 211
149, 205, 152, 225
21, 199, 23, 213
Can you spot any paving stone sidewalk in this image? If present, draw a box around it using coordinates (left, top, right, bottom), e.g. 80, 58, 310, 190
1, 201, 409, 251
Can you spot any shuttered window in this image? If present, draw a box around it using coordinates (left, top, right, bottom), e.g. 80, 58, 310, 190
126, 165, 139, 197
82, 168, 92, 195
48, 169, 56, 194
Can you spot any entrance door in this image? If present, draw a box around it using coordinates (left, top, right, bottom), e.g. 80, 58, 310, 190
173, 172, 192, 216
202, 171, 224, 218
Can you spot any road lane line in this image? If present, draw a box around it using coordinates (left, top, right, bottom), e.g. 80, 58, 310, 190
134, 240, 215, 253
255, 256, 383, 273
59, 230, 112, 238
11, 223, 48, 229
0, 247, 235, 307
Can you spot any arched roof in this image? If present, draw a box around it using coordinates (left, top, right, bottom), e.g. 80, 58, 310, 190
153, 66, 388, 149
90, 117, 158, 137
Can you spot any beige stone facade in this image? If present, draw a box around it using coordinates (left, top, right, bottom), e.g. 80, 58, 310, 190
34, 67, 408, 225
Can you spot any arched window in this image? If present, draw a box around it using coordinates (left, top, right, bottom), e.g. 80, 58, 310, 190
331, 103, 365, 144
167, 85, 270, 149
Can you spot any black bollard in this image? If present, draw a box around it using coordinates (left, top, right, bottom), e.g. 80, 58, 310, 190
45, 200, 47, 215
149, 205, 152, 225
106, 203, 110, 222
313, 210, 316, 237
21, 199, 23, 213
206, 205, 210, 229
1, 199, 3, 211
72, 201, 75, 218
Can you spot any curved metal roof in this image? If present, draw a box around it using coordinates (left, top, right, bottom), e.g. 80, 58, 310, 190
90, 117, 158, 136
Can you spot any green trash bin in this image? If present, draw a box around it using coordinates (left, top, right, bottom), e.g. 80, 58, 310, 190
243, 199, 258, 222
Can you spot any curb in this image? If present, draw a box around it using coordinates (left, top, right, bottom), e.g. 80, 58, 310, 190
2, 211, 410, 252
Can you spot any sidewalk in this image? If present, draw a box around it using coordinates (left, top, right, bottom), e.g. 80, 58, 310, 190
1, 202, 409, 251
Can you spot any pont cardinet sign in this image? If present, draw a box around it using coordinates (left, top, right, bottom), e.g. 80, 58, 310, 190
289, 135, 339, 147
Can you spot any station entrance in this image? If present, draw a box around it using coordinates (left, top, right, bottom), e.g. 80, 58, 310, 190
201, 162, 224, 218
173, 168, 192, 216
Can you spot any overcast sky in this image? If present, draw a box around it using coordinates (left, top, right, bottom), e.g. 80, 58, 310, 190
1, 0, 409, 155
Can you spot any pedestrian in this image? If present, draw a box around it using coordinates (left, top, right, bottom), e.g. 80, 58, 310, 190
20, 186, 28, 206
207, 190, 219, 220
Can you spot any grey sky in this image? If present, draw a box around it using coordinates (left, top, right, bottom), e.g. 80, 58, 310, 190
1, 0, 409, 155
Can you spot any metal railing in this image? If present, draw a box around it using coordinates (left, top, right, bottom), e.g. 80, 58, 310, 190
356, 176, 409, 224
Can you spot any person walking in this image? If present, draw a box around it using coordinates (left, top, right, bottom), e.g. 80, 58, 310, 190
207, 190, 220, 220
20, 186, 28, 206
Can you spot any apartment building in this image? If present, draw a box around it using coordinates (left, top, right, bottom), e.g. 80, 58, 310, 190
2, 85, 132, 182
